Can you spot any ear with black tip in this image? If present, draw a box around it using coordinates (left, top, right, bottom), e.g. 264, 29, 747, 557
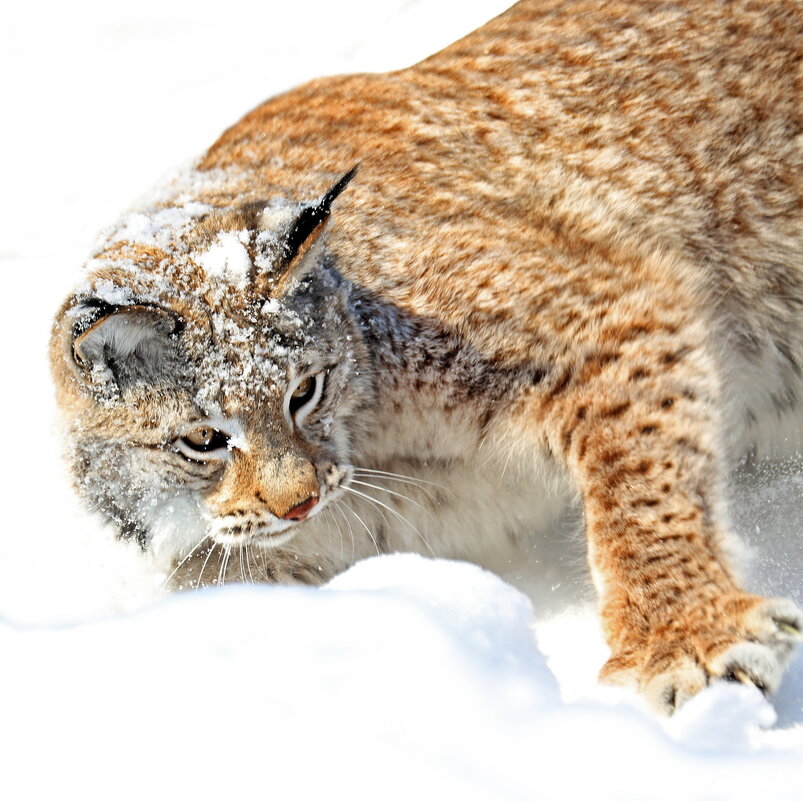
72, 305, 181, 397
271, 165, 359, 297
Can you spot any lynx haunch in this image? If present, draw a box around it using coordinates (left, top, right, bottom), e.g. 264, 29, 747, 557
51, 0, 802, 713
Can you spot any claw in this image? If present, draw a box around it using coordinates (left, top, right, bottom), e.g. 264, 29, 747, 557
727, 668, 768, 693
777, 621, 801, 638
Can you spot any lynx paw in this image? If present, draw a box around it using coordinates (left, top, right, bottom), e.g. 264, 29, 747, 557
600, 597, 803, 715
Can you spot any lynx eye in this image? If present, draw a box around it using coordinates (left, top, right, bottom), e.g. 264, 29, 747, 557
175, 426, 230, 460
287, 371, 325, 424
291, 376, 315, 404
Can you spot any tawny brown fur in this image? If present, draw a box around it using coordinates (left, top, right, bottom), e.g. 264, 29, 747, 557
51, 0, 802, 713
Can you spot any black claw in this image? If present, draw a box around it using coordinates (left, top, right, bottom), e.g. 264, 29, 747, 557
664, 686, 677, 712
725, 668, 768, 695
775, 620, 801, 637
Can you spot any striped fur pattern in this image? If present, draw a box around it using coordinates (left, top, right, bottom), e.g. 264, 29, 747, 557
51, 0, 801, 712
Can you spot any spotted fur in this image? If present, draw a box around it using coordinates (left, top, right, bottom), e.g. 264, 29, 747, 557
51, 0, 802, 713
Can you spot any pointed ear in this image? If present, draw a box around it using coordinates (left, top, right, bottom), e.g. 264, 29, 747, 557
269, 165, 358, 298
72, 305, 181, 397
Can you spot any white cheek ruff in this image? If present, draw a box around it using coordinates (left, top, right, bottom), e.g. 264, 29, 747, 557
146, 496, 210, 566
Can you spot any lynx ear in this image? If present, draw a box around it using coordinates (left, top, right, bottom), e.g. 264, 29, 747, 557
269, 165, 358, 298
72, 305, 180, 395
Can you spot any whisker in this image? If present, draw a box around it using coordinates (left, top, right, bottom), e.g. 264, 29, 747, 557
218, 545, 231, 587
237, 543, 244, 584
322, 507, 345, 561
254, 544, 272, 583
341, 501, 381, 556
349, 478, 436, 519
352, 472, 440, 502
196, 541, 219, 589
352, 467, 450, 493
161, 534, 210, 592
343, 485, 435, 557
245, 543, 256, 584
333, 501, 357, 563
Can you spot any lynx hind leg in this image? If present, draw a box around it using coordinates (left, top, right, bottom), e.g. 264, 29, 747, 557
534, 291, 802, 713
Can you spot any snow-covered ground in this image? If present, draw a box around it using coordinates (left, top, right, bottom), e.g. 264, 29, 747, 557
1, 1, 801, 798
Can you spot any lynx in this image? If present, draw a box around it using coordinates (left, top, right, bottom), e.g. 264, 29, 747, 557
51, 0, 802, 713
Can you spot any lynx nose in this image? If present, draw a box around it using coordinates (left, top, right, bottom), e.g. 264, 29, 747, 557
282, 495, 319, 521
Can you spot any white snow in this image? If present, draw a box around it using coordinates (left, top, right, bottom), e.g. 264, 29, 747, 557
110, 203, 211, 252
1, 1, 801, 799
196, 230, 253, 288
0, 556, 801, 800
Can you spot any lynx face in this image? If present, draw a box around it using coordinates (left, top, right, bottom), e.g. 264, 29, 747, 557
53, 170, 371, 560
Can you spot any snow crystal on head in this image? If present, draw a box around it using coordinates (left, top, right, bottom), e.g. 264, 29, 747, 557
188, 290, 313, 413
253, 204, 296, 272
92, 162, 251, 260
196, 230, 253, 289
83, 278, 136, 307
110, 202, 211, 254
114, 212, 156, 243
72, 161, 332, 414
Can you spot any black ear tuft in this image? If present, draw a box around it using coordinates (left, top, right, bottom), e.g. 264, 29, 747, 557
321, 163, 360, 209
282, 164, 359, 264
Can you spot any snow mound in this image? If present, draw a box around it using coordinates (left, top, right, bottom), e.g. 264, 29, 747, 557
1, 554, 800, 800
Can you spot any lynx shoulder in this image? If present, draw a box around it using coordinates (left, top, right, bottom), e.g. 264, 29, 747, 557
51, 0, 802, 713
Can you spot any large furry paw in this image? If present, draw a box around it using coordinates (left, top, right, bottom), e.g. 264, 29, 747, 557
599, 596, 803, 715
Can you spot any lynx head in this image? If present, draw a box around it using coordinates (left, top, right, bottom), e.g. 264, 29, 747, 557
51, 167, 372, 563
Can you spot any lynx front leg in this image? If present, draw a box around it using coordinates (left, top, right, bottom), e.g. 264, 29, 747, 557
538, 326, 801, 713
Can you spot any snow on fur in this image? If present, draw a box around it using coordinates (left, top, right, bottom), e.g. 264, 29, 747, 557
0, 1, 801, 799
